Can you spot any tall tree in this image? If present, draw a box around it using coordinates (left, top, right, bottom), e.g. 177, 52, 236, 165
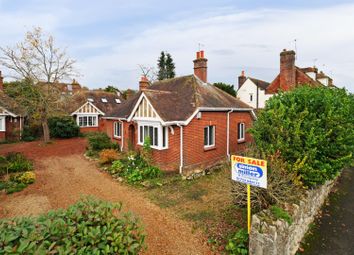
157, 51, 166, 80
104, 85, 119, 93
165, 53, 175, 79
157, 51, 175, 80
213, 82, 236, 97
0, 27, 77, 143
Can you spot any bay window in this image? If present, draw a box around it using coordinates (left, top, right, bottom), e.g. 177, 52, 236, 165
138, 123, 168, 149
77, 115, 98, 127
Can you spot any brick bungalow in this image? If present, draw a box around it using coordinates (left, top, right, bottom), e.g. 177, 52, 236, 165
69, 90, 125, 133
100, 51, 256, 174
237, 49, 335, 109
0, 71, 26, 141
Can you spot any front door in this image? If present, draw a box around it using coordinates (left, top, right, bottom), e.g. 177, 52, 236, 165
128, 124, 135, 150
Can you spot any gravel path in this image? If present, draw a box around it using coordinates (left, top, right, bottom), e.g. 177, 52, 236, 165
0, 139, 212, 255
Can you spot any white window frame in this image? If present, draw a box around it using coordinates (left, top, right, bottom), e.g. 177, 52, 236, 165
137, 121, 168, 150
76, 114, 98, 128
204, 125, 215, 148
0, 116, 5, 131
114, 122, 122, 138
238, 122, 245, 142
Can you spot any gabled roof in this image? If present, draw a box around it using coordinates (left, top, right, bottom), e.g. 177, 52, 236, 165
0, 92, 27, 116
266, 66, 323, 94
248, 77, 270, 90
109, 75, 253, 122
68, 90, 125, 115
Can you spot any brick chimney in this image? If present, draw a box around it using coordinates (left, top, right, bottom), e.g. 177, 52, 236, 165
0, 71, 3, 91
238, 70, 247, 89
139, 75, 149, 90
193, 50, 208, 83
279, 49, 296, 91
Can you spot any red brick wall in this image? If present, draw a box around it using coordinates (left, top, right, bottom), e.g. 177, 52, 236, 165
0, 131, 5, 141
101, 111, 254, 173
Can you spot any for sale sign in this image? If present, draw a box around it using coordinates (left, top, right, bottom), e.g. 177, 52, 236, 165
231, 155, 267, 189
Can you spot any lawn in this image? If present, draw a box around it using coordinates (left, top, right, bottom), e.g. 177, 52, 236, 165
144, 165, 247, 251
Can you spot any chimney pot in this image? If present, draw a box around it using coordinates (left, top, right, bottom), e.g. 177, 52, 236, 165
193, 51, 208, 83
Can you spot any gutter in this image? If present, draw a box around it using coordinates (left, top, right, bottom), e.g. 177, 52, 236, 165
177, 124, 184, 175
226, 109, 234, 159
120, 121, 124, 152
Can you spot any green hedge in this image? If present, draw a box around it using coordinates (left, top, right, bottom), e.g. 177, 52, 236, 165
0, 197, 145, 254
48, 116, 80, 138
251, 86, 354, 187
87, 132, 119, 152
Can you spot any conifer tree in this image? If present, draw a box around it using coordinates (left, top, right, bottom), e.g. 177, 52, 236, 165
157, 51, 175, 80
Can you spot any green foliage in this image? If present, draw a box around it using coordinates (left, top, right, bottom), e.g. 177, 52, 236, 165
109, 152, 162, 185
270, 205, 293, 225
157, 51, 176, 80
0, 181, 28, 194
213, 82, 236, 97
10, 171, 36, 185
251, 86, 354, 187
0, 152, 33, 174
22, 123, 42, 141
0, 196, 145, 254
48, 116, 80, 138
86, 132, 119, 152
225, 228, 249, 255
104, 85, 120, 93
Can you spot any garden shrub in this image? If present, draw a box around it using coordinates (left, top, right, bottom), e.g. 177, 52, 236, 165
109, 152, 162, 184
251, 86, 354, 187
48, 116, 80, 138
225, 228, 249, 255
99, 149, 120, 164
3, 152, 33, 174
0, 196, 145, 254
87, 132, 119, 152
0, 181, 28, 194
22, 123, 42, 141
10, 171, 36, 184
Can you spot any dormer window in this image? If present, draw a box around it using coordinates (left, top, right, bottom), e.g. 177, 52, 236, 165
101, 98, 108, 103
115, 99, 121, 104
88, 98, 94, 102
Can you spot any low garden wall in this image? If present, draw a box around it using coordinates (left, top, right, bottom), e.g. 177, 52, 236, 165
249, 178, 337, 255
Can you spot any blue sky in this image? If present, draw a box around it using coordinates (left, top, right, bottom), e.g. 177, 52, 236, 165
0, 0, 353, 92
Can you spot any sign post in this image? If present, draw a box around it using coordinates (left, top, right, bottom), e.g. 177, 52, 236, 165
231, 155, 267, 234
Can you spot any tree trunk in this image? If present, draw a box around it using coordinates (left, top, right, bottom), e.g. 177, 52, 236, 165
42, 116, 50, 143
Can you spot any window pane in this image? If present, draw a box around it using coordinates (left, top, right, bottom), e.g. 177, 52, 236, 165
118, 123, 121, 136
79, 117, 83, 127
154, 127, 158, 146
149, 126, 154, 143
209, 126, 215, 145
162, 127, 166, 147
204, 127, 208, 146
93, 116, 96, 126
88, 116, 92, 126
83, 117, 87, 126
140, 126, 143, 143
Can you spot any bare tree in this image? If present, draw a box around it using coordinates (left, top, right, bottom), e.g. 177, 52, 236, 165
138, 64, 157, 83
0, 27, 77, 142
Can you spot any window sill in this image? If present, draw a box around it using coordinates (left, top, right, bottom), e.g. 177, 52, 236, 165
79, 126, 98, 128
113, 136, 122, 140
204, 146, 216, 151
237, 139, 246, 144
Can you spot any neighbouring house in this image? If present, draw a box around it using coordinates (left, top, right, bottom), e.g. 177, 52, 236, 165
0, 71, 26, 141
98, 51, 256, 174
56, 79, 83, 96
237, 49, 335, 109
69, 91, 125, 133
236, 71, 271, 109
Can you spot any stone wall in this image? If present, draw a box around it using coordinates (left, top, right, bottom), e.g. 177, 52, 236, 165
249, 179, 337, 255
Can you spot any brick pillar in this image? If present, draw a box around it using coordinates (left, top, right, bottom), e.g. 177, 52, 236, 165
279, 49, 296, 91
193, 50, 208, 83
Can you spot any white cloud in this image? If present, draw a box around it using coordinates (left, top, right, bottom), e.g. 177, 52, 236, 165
76, 4, 354, 91
1, 2, 353, 91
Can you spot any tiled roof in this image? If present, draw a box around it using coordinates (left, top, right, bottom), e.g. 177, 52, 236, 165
107, 75, 253, 121
248, 77, 270, 90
